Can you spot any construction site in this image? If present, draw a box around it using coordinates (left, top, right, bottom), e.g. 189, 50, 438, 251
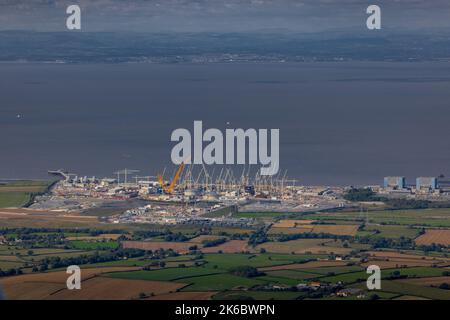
28, 164, 346, 225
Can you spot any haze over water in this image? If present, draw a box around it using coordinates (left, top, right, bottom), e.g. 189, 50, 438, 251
1, 62, 450, 186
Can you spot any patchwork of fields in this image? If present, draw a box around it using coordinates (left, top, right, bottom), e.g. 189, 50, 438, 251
1, 192, 450, 300
2, 243, 450, 300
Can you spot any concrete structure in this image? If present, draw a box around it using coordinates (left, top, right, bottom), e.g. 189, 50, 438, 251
384, 176, 406, 190
416, 177, 438, 191
184, 189, 200, 197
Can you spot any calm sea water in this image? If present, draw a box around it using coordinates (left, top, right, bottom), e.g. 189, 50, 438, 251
1, 62, 450, 186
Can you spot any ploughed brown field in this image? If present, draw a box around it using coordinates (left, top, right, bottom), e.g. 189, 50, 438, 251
268, 226, 314, 234
310, 225, 358, 236
47, 277, 186, 300
201, 240, 249, 253
366, 251, 450, 261
0, 267, 141, 300
396, 276, 450, 286
272, 220, 314, 228
123, 239, 249, 254
122, 240, 196, 254
415, 229, 450, 246
255, 239, 352, 255
0, 208, 100, 229
268, 223, 358, 236
189, 235, 224, 244
362, 259, 447, 269
362, 251, 450, 268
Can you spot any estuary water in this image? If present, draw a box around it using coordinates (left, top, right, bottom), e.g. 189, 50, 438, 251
1, 62, 450, 186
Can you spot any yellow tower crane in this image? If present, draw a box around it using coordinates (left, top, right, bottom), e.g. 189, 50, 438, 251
158, 162, 185, 194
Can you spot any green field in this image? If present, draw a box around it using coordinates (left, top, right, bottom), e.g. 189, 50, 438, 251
0, 180, 51, 188
232, 212, 289, 219
0, 180, 53, 208
103, 253, 321, 282
264, 254, 326, 261
300, 265, 364, 275
21, 250, 94, 262
255, 275, 302, 286
0, 192, 30, 208
0, 247, 84, 257
203, 254, 277, 269
181, 273, 266, 291
351, 280, 450, 300
81, 257, 150, 268
69, 240, 119, 250
319, 267, 446, 284
359, 224, 421, 239
0, 260, 25, 269
164, 255, 197, 262
202, 253, 318, 270
301, 208, 450, 228
0, 244, 101, 274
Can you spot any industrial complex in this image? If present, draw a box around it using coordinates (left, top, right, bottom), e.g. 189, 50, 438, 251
24, 167, 450, 227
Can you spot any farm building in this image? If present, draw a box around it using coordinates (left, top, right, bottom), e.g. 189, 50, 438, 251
336, 288, 364, 298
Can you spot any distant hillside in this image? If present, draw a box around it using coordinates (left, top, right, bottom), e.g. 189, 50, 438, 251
1, 30, 450, 63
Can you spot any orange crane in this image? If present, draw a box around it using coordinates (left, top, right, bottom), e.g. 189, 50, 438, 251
158, 162, 185, 194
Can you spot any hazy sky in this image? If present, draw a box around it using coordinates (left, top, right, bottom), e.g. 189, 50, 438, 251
1, 0, 450, 32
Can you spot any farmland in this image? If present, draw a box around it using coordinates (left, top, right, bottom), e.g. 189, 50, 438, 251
271, 220, 314, 228
201, 240, 249, 253
396, 276, 450, 286
1, 235, 450, 300
300, 208, 450, 228
180, 273, 266, 291
48, 277, 186, 300
268, 223, 358, 236
255, 239, 354, 255
258, 260, 349, 271
0, 180, 54, 208
0, 193, 30, 208
106, 267, 222, 282
309, 225, 358, 236
359, 225, 421, 239
69, 240, 120, 250
122, 240, 195, 254
351, 280, 450, 300
1, 201, 450, 300
318, 267, 446, 284
0, 267, 142, 299
415, 229, 450, 246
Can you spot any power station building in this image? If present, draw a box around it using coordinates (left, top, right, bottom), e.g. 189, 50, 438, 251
416, 177, 438, 191
383, 176, 406, 190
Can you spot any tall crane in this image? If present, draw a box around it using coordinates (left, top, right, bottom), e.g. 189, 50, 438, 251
158, 162, 185, 194
113, 169, 140, 186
